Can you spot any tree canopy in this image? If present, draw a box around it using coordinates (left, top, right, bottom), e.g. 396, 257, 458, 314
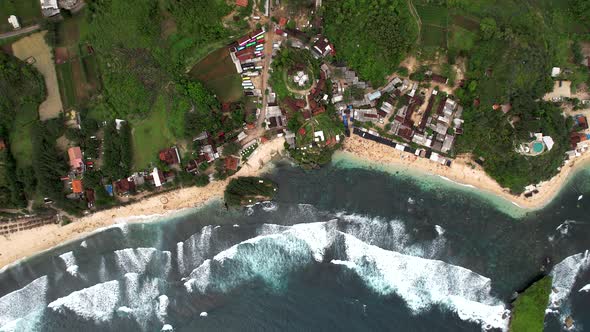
323, 0, 418, 86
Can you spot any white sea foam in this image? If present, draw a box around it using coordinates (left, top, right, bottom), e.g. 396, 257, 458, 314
113, 247, 172, 276
547, 250, 590, 328
438, 175, 476, 189
549, 250, 590, 309
59, 251, 76, 267
116, 306, 133, 317
177, 225, 214, 276
338, 233, 508, 330
48, 273, 164, 329
335, 213, 446, 259
183, 222, 507, 331
66, 265, 79, 277
435, 225, 445, 236
261, 201, 278, 212
0, 276, 48, 328
157, 295, 169, 322
49, 278, 120, 322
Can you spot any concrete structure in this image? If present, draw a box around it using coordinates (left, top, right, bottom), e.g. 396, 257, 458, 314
40, 0, 60, 17
8, 15, 20, 30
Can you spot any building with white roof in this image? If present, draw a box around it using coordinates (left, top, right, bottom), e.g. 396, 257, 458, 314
8, 15, 20, 30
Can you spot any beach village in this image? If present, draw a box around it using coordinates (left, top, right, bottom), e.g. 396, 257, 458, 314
2, 0, 590, 267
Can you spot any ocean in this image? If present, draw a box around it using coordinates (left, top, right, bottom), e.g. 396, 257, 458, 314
0, 157, 589, 332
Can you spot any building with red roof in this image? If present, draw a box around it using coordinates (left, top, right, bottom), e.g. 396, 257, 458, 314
72, 179, 83, 194
113, 178, 136, 196
224, 156, 240, 172
236, 0, 248, 7
68, 146, 84, 171
159, 146, 181, 165
278, 17, 288, 27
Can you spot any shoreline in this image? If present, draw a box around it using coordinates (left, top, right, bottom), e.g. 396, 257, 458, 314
1, 134, 589, 269
0, 138, 286, 269
338, 135, 590, 212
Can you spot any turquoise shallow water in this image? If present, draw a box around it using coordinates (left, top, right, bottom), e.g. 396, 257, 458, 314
0, 158, 589, 331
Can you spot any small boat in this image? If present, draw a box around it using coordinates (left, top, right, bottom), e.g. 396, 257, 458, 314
578, 195, 583, 201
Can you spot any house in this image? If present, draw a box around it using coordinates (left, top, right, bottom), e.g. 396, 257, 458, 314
40, 0, 60, 17
574, 114, 588, 129
236, 0, 248, 7
430, 74, 448, 84
278, 17, 288, 27
8, 15, 20, 30
150, 167, 164, 188
68, 146, 84, 171
159, 146, 181, 165
312, 36, 332, 58
551, 67, 561, 77
113, 178, 136, 196
441, 135, 455, 153
224, 156, 240, 172
366, 91, 382, 102
71, 179, 83, 194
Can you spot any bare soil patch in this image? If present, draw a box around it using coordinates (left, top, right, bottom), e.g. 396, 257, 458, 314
11, 31, 63, 120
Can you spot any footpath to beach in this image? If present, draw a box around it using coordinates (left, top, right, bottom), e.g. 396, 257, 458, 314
0, 138, 286, 269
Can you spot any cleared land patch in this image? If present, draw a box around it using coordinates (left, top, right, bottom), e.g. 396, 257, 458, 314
416, 4, 449, 48
189, 46, 242, 103
11, 31, 63, 120
131, 94, 176, 170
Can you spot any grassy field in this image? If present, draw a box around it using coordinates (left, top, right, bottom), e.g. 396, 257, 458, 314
510, 276, 552, 332
56, 62, 77, 109
415, 3, 449, 49
448, 25, 477, 52
421, 25, 447, 48
131, 94, 176, 170
0, 0, 41, 33
189, 46, 243, 103
416, 4, 448, 27
9, 103, 38, 167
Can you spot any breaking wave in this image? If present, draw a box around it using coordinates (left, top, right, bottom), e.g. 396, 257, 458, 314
183, 221, 508, 331
546, 250, 590, 329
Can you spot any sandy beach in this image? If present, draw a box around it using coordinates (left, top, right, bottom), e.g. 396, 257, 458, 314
340, 135, 590, 210
0, 138, 286, 269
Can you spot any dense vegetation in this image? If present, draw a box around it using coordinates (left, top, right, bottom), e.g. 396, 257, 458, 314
224, 177, 277, 206
0, 53, 46, 208
510, 276, 552, 332
451, 0, 587, 192
0, 53, 45, 138
322, 0, 418, 86
102, 121, 133, 180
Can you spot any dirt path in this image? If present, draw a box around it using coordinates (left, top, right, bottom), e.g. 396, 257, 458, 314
0, 24, 40, 40
11, 31, 63, 121
407, 0, 422, 44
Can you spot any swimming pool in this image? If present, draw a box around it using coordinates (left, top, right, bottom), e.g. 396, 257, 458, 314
532, 142, 544, 153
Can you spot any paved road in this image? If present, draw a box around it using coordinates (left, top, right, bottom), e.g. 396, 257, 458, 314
256, 8, 276, 130
0, 24, 41, 40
